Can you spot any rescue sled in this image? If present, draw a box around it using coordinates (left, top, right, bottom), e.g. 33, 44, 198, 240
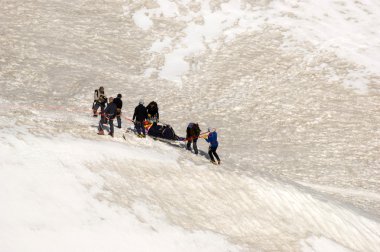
146, 122, 185, 142
124, 121, 185, 143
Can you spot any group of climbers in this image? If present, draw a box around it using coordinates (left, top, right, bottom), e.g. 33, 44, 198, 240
92, 86, 221, 165
93, 86, 123, 137
186, 123, 220, 164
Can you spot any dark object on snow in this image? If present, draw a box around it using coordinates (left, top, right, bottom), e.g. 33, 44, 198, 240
162, 125, 176, 140
147, 123, 181, 141
148, 122, 163, 137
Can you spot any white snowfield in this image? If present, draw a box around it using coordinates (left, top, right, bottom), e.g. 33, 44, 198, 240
1, 0, 380, 252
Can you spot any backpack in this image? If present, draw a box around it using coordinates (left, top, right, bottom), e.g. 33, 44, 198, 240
186, 123, 194, 137
187, 123, 200, 137
99, 92, 107, 104
148, 101, 157, 109
193, 123, 200, 136
147, 101, 158, 115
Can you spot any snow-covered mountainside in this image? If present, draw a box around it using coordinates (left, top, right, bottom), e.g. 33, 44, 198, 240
1, 0, 379, 251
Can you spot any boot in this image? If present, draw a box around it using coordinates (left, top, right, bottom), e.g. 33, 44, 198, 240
97, 130, 104, 135
108, 132, 114, 137
217, 160, 221, 165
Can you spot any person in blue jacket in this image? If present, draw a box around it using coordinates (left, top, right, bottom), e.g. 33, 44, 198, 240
205, 128, 221, 165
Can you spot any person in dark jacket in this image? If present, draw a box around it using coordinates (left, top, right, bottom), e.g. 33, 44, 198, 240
133, 99, 148, 137
186, 123, 201, 155
93, 86, 107, 117
205, 128, 220, 164
98, 97, 117, 137
146, 101, 159, 123
113, 93, 123, 128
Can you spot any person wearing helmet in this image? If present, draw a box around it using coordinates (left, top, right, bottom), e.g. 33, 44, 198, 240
113, 93, 123, 128
133, 99, 148, 137
205, 127, 220, 165
186, 122, 201, 155
98, 97, 117, 137
93, 86, 107, 117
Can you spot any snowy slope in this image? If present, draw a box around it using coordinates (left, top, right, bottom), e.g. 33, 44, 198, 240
126, 0, 380, 92
1, 126, 379, 251
0, 129, 242, 252
1, 0, 380, 251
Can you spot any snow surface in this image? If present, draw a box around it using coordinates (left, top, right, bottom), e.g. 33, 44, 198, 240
1, 0, 380, 251
133, 8, 153, 31
0, 129, 241, 252
2, 127, 379, 251
127, 0, 380, 92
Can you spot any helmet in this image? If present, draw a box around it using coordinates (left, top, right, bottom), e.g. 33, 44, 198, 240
139, 99, 144, 105
117, 93, 122, 98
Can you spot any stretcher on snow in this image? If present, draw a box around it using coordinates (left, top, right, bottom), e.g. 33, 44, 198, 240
124, 121, 209, 143
145, 121, 185, 142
